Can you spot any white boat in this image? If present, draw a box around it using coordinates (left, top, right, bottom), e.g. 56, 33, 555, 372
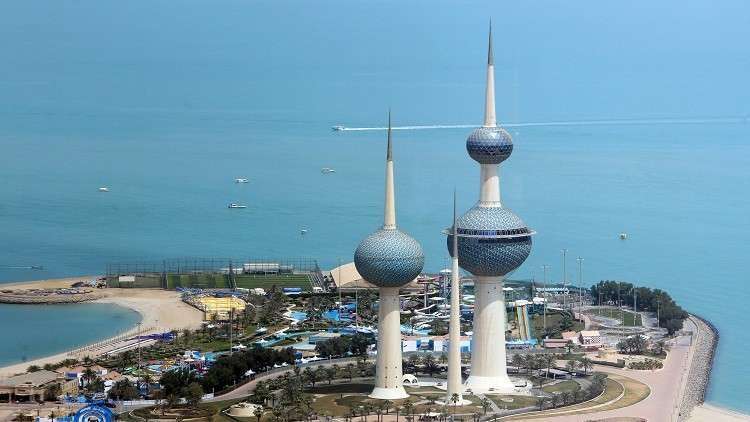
228, 203, 247, 209
332, 125, 345, 131
98, 187, 109, 192
619, 232, 628, 240
300, 229, 308, 235
235, 178, 249, 183
321, 167, 336, 174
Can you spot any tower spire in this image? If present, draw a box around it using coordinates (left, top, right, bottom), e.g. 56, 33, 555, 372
483, 22, 497, 128
383, 110, 396, 230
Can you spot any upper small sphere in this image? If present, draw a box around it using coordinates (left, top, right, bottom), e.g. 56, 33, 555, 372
447, 206, 532, 276
354, 229, 425, 288
466, 127, 513, 164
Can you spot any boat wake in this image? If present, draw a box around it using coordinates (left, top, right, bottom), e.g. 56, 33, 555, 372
334, 116, 746, 132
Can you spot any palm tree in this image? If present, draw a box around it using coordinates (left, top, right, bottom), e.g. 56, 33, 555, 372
542, 353, 555, 378
383, 400, 393, 415
402, 399, 414, 422
450, 393, 459, 417
580, 357, 593, 375
480, 397, 491, 415
140, 373, 153, 396
253, 406, 263, 422
565, 359, 579, 377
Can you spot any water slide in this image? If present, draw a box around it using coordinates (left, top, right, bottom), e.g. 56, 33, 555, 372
516, 304, 532, 341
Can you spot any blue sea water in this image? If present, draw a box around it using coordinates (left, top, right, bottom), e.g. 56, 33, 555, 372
0, 303, 141, 367
0, 0, 748, 412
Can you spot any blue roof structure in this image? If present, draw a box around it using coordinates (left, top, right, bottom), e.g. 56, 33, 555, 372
466, 126, 513, 164
355, 228, 424, 287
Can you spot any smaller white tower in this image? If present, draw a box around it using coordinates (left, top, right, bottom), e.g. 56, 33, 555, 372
444, 192, 470, 405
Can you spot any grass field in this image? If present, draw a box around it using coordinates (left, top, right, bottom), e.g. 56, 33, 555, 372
542, 380, 581, 394
165, 273, 312, 291
586, 307, 642, 327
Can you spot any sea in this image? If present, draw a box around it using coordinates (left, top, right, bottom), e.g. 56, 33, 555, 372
0, 0, 748, 412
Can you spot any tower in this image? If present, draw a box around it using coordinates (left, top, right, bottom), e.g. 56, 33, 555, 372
446, 24, 535, 393
444, 192, 470, 405
354, 112, 425, 400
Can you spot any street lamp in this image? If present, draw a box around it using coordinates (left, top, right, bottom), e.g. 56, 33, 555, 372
541, 264, 550, 332
576, 257, 584, 314
561, 249, 568, 310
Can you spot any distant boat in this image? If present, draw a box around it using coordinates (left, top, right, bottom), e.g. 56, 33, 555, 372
98, 187, 109, 192
321, 167, 336, 174
619, 232, 628, 240
228, 203, 247, 209
235, 178, 249, 183
300, 229, 308, 236
332, 125, 345, 131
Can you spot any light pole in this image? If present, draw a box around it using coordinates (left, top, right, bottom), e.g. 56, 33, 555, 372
576, 257, 583, 314
541, 264, 550, 332
561, 249, 568, 310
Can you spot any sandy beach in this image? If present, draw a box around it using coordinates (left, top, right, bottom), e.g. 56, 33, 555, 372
0, 276, 203, 376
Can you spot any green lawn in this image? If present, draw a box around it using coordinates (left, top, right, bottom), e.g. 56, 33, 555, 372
587, 307, 642, 327
542, 380, 581, 394
165, 273, 312, 291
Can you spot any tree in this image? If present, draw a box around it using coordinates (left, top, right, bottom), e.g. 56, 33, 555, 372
423, 354, 439, 376
254, 406, 264, 422
511, 353, 524, 372
252, 381, 271, 405
402, 399, 414, 421
324, 367, 336, 385
480, 397, 491, 415
27, 365, 41, 373
183, 382, 203, 408
580, 357, 593, 375
108, 379, 139, 401
303, 367, 318, 387
450, 393, 460, 416
565, 359, 579, 376
161, 368, 197, 396
345, 363, 356, 381
542, 354, 556, 378
165, 393, 179, 412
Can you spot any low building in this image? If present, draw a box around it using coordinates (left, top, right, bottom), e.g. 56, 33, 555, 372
562, 331, 579, 345
579, 330, 603, 350
196, 296, 246, 321
308, 332, 341, 344
0, 370, 75, 402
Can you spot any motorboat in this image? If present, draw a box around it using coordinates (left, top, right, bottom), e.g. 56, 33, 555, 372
235, 178, 249, 183
98, 187, 109, 192
332, 125, 345, 131
619, 232, 628, 240
228, 203, 247, 209
321, 167, 336, 174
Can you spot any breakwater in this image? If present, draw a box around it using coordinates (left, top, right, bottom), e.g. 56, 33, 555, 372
0, 288, 101, 304
678, 314, 719, 421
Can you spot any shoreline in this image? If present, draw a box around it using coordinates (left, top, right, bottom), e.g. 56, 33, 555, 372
0, 277, 204, 377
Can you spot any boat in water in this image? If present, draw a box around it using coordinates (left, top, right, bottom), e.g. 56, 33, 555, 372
228, 203, 247, 209
235, 178, 249, 183
332, 125, 345, 131
321, 167, 336, 174
98, 187, 109, 192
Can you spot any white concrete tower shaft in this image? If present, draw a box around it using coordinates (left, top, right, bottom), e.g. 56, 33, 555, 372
465, 23, 515, 393
446, 192, 469, 404
370, 286, 407, 399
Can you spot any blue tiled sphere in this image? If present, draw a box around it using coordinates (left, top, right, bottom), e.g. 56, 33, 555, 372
466, 127, 513, 164
354, 228, 425, 287
447, 206, 532, 276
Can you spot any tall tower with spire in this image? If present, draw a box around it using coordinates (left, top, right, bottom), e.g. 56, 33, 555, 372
355, 112, 425, 400
447, 24, 534, 393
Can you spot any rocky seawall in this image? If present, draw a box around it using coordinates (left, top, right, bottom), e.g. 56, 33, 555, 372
0, 288, 102, 304
678, 314, 719, 421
